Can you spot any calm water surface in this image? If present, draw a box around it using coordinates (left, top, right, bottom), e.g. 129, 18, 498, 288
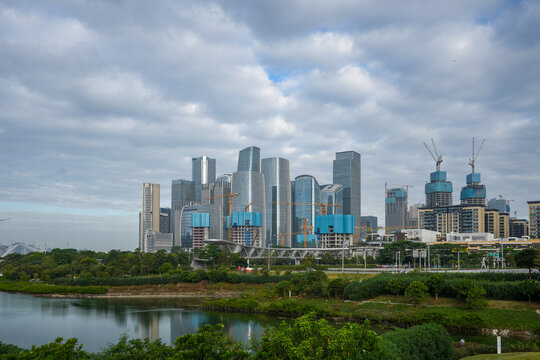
0, 292, 283, 352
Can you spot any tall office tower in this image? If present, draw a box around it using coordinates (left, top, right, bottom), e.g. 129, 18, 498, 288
179, 203, 222, 248
171, 179, 195, 246
487, 198, 510, 213
201, 179, 232, 218
216, 174, 232, 183
425, 171, 453, 207
333, 151, 361, 232
408, 203, 424, 228
140, 183, 160, 252
528, 201, 540, 239
290, 180, 296, 234
262, 157, 292, 247
231, 146, 266, 245
237, 146, 260, 172
159, 207, 171, 233
320, 184, 344, 215
359, 216, 377, 230
192, 156, 216, 203
385, 187, 408, 228
294, 175, 321, 234
460, 173, 486, 205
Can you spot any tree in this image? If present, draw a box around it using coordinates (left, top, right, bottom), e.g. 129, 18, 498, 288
2, 337, 90, 360
158, 262, 174, 274
254, 312, 382, 360
98, 335, 173, 360
328, 278, 346, 299
301, 254, 317, 271
385, 278, 408, 295
515, 249, 536, 280
173, 323, 250, 360
465, 284, 487, 309
519, 279, 538, 304
426, 274, 446, 301
404, 281, 429, 305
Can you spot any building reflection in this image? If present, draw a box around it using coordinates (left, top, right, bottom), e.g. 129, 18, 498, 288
139, 311, 160, 341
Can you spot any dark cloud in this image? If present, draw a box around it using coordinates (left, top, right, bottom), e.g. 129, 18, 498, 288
0, 0, 538, 250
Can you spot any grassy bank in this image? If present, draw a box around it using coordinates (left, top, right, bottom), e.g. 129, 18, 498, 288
0, 281, 107, 295
462, 353, 540, 360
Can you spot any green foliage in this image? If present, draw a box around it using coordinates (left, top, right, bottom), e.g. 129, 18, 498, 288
327, 278, 346, 299
465, 284, 488, 309
254, 312, 382, 360
173, 323, 250, 360
516, 249, 537, 279
18, 272, 30, 282
0, 341, 22, 356
404, 281, 429, 305
385, 278, 408, 295
202, 298, 258, 312
0, 282, 107, 295
301, 254, 317, 271
426, 274, 446, 300
274, 281, 291, 297
519, 280, 539, 304
0, 337, 89, 360
381, 324, 454, 360
97, 334, 173, 360
451, 278, 475, 300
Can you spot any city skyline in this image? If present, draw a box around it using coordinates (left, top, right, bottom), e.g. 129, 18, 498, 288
1, 1, 539, 250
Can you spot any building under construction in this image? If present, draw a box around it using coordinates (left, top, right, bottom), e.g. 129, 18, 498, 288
385, 186, 408, 227
315, 214, 355, 248
226, 212, 264, 247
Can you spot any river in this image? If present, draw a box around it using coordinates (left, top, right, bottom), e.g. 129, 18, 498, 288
0, 292, 283, 352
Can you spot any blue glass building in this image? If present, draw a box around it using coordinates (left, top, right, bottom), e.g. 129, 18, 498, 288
294, 175, 321, 234
171, 179, 195, 246
425, 171, 453, 207
320, 184, 343, 215
333, 151, 361, 236
192, 156, 216, 203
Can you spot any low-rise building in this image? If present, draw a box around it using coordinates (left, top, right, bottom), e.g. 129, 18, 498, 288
446, 232, 494, 242
403, 229, 440, 243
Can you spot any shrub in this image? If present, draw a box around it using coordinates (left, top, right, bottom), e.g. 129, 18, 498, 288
385, 278, 408, 295
426, 274, 446, 301
381, 324, 454, 360
404, 281, 429, 305
186, 272, 201, 283
465, 284, 487, 309
327, 278, 346, 299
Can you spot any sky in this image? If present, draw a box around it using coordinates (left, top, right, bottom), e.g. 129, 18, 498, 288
1, 0, 539, 251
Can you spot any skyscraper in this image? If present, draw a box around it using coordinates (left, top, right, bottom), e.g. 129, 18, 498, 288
202, 179, 231, 218
140, 183, 160, 251
385, 186, 408, 228
192, 156, 216, 203
460, 173, 486, 206
294, 175, 321, 234
425, 171, 453, 207
320, 184, 344, 215
237, 146, 260, 172
231, 146, 265, 245
333, 151, 361, 235
262, 157, 292, 247
171, 179, 195, 246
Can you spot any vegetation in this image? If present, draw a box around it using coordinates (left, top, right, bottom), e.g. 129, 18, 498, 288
0, 281, 107, 295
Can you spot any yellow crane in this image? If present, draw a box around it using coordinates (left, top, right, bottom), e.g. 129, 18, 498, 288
245, 201, 254, 212
204, 193, 240, 242
271, 201, 340, 215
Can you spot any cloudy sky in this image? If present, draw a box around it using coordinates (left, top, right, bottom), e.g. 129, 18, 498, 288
1, 0, 539, 251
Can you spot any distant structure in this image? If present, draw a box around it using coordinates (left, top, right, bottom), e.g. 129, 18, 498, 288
0, 242, 41, 257
488, 197, 510, 213
408, 203, 424, 228
460, 138, 486, 206
140, 183, 160, 251
359, 216, 377, 230
262, 157, 292, 247
216, 174, 232, 183
385, 185, 408, 228
510, 218, 529, 238
179, 203, 222, 248
320, 184, 344, 215
294, 175, 321, 234
528, 201, 540, 239
419, 204, 485, 237
171, 179, 195, 245
333, 151, 361, 238
226, 212, 264, 247
192, 156, 216, 203
315, 214, 355, 248
423, 139, 453, 207
202, 179, 232, 218
231, 146, 266, 246
159, 207, 171, 234
145, 230, 173, 253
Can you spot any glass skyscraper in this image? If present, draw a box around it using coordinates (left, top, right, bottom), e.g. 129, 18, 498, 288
294, 175, 321, 234
237, 146, 260, 172
179, 203, 221, 248
140, 183, 160, 252
262, 157, 292, 247
320, 184, 344, 215
171, 179, 195, 246
192, 156, 216, 203
333, 151, 361, 236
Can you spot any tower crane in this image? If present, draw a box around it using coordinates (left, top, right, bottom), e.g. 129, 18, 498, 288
469, 137, 485, 173
424, 138, 443, 171
271, 201, 340, 215
245, 201, 254, 212
204, 193, 240, 242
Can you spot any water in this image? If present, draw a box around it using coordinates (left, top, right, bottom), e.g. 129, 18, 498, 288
0, 292, 282, 352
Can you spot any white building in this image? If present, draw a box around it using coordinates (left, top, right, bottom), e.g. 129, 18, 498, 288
403, 229, 440, 243
446, 232, 494, 242
145, 230, 173, 253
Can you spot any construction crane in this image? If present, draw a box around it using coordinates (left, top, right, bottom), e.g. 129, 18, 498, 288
245, 201, 254, 212
204, 193, 240, 242
271, 201, 340, 215
424, 138, 443, 171
353, 225, 368, 242
469, 137, 485, 173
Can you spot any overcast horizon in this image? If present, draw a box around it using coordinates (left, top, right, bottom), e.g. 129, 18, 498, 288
1, 1, 539, 251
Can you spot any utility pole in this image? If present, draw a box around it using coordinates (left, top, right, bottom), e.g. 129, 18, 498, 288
427, 244, 431, 271
342, 244, 345, 273
458, 251, 461, 271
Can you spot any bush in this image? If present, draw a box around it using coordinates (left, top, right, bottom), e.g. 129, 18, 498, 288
327, 278, 346, 299
465, 284, 487, 309
426, 274, 446, 301
381, 324, 454, 360
404, 281, 429, 305
385, 278, 408, 295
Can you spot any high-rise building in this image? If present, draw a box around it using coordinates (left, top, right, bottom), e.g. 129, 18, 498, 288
226, 212, 264, 247
145, 230, 173, 253
159, 207, 171, 234
488, 198, 510, 213
499, 212, 510, 238
216, 174, 232, 183
460, 173, 486, 206
231, 146, 265, 245
192, 156, 216, 203
294, 175, 321, 234
419, 204, 485, 237
359, 216, 377, 230
237, 146, 260, 172
179, 203, 221, 248
320, 184, 344, 215
333, 152, 361, 232
425, 171, 453, 207
140, 183, 160, 252
171, 179, 195, 246
385, 186, 408, 228
408, 203, 424, 228
510, 218, 529, 238
262, 157, 292, 247
201, 179, 232, 218
485, 209, 501, 238
315, 214, 355, 248
528, 201, 540, 239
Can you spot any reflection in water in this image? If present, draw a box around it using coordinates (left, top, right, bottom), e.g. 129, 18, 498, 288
0, 292, 282, 352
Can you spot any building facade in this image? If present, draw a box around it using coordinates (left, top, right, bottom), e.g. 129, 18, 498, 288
226, 212, 264, 247
528, 201, 540, 239
171, 179, 195, 245
145, 230, 173, 253
460, 173, 486, 206
359, 216, 377, 230
179, 204, 221, 248
510, 219, 529, 238
333, 151, 361, 237
237, 146, 260, 172
201, 179, 232, 218
385, 187, 408, 228
320, 184, 344, 215
294, 175, 321, 234
140, 183, 160, 252
261, 157, 292, 247
484, 209, 500, 238
192, 156, 216, 203
419, 204, 485, 237
159, 207, 171, 234
488, 198, 510, 213
315, 214, 355, 248
425, 171, 453, 207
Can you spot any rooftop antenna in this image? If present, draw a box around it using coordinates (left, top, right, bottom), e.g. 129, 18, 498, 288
423, 138, 443, 171
468, 137, 485, 173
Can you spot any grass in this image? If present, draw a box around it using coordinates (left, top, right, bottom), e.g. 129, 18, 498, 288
326, 273, 377, 281
462, 353, 540, 359
0, 281, 107, 295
